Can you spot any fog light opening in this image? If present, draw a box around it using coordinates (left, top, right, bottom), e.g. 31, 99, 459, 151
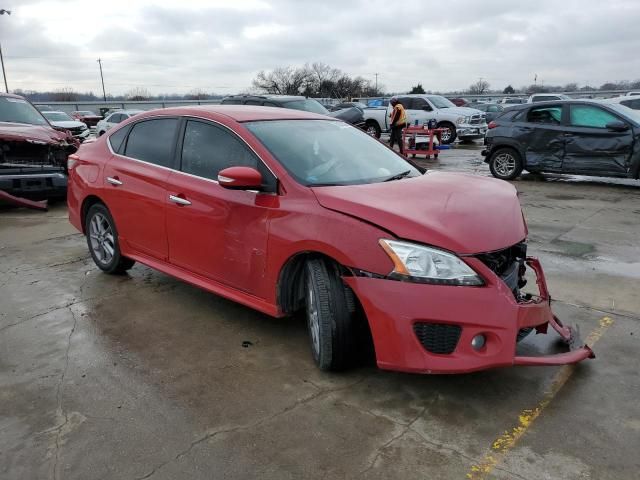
471, 334, 486, 351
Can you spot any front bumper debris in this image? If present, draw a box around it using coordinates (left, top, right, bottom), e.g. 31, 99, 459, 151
344, 256, 595, 374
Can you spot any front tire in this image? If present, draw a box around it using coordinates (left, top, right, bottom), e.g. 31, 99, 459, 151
489, 147, 523, 180
437, 122, 456, 144
85, 203, 135, 274
305, 259, 355, 371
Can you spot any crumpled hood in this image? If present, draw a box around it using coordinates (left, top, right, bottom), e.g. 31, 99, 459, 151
311, 172, 527, 255
0, 121, 71, 144
49, 120, 86, 129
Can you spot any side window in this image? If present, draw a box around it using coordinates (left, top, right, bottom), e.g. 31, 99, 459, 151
124, 118, 178, 167
411, 98, 429, 110
397, 98, 412, 109
244, 100, 262, 106
569, 105, 619, 128
180, 120, 277, 191
221, 98, 242, 105
108, 126, 129, 154
107, 113, 120, 123
263, 102, 278, 107
526, 105, 562, 125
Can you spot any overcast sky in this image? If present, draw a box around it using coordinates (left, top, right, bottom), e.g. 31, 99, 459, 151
1, 0, 639, 95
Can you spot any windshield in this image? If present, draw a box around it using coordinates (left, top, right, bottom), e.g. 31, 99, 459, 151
43, 112, 73, 122
0, 97, 49, 126
282, 99, 329, 115
426, 95, 456, 109
245, 120, 420, 186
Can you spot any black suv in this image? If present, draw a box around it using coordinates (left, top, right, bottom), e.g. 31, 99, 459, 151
483, 100, 640, 180
220, 95, 365, 129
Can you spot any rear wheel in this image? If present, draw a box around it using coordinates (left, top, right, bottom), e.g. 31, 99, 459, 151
85, 203, 135, 274
305, 259, 355, 371
365, 121, 381, 138
437, 122, 456, 144
489, 147, 523, 180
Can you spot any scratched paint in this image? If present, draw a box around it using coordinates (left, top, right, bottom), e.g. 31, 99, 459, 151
466, 316, 614, 479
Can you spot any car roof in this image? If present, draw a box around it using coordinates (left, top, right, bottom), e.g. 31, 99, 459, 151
135, 105, 333, 122
0, 92, 26, 100
43, 110, 67, 114
223, 94, 308, 102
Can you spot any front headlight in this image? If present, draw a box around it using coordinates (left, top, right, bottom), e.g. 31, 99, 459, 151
456, 116, 465, 125
379, 239, 484, 286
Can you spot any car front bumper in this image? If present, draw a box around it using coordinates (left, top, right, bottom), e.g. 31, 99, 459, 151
456, 124, 488, 139
0, 169, 67, 199
344, 257, 594, 374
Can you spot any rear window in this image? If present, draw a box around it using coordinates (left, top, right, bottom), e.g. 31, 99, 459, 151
282, 99, 328, 115
124, 118, 178, 167
526, 106, 562, 124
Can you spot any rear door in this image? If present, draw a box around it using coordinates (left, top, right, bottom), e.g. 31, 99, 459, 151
102, 117, 179, 260
513, 104, 565, 171
562, 104, 632, 176
165, 119, 277, 294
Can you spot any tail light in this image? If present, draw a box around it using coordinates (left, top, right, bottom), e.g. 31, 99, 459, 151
488, 121, 498, 129
67, 153, 80, 170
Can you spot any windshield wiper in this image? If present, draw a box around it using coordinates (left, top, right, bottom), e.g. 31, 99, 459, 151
307, 182, 342, 187
383, 170, 412, 182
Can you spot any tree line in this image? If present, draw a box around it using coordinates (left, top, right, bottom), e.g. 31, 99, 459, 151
12, 87, 220, 102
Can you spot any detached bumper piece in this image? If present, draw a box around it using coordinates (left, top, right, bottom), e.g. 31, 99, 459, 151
0, 189, 48, 210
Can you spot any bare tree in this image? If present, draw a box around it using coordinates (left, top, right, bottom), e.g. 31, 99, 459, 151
125, 87, 151, 101
252, 66, 312, 95
51, 87, 79, 102
185, 88, 211, 100
468, 79, 490, 95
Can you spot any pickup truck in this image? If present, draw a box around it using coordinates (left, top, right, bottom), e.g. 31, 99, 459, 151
362, 94, 487, 144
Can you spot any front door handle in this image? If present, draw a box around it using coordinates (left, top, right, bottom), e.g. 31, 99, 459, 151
106, 176, 123, 186
168, 194, 191, 206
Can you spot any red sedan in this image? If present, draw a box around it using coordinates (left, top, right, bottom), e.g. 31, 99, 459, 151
67, 106, 594, 373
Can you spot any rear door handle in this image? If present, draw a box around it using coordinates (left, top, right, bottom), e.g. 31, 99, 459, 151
106, 176, 123, 186
168, 194, 191, 206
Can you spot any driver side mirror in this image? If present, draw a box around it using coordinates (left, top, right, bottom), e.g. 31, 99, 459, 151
218, 166, 263, 190
605, 121, 629, 132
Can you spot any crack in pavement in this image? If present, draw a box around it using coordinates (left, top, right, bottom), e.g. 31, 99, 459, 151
357, 406, 427, 478
552, 298, 639, 321
49, 306, 78, 480
133, 377, 368, 480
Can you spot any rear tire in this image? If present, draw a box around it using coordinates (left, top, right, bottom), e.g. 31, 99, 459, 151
365, 121, 381, 138
437, 122, 456, 144
489, 147, 523, 180
85, 203, 135, 274
304, 259, 355, 371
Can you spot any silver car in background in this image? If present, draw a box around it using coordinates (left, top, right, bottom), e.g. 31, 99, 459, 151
96, 110, 144, 136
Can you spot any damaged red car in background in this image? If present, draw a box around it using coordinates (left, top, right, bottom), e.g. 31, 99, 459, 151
0, 92, 78, 209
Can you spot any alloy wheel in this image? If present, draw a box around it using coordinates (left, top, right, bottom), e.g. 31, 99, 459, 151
89, 213, 115, 266
494, 152, 517, 177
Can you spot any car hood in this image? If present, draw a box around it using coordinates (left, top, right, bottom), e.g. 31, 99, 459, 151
0, 121, 72, 144
311, 172, 526, 255
443, 106, 483, 116
49, 120, 85, 129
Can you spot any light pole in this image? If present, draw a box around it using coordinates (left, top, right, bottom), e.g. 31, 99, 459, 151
97, 58, 107, 101
0, 9, 11, 93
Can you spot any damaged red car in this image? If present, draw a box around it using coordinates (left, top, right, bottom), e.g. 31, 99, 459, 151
67, 106, 594, 373
0, 92, 78, 206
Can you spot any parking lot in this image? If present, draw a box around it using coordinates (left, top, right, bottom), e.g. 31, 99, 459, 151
1, 142, 639, 480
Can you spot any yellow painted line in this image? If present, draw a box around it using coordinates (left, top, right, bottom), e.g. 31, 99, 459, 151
466, 316, 614, 479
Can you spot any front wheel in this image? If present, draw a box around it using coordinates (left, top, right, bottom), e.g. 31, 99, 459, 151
437, 122, 456, 144
489, 147, 523, 180
305, 259, 355, 371
85, 203, 135, 274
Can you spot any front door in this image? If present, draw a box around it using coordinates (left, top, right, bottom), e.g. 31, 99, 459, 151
165, 119, 277, 295
102, 117, 179, 261
516, 104, 565, 172
562, 104, 632, 176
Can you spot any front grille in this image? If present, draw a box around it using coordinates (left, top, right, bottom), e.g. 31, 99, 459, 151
413, 323, 462, 354
476, 242, 527, 297
469, 113, 486, 125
